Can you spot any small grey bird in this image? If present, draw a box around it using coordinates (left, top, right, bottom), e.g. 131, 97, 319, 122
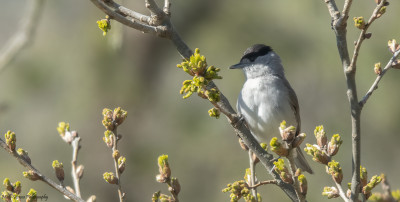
230, 44, 313, 174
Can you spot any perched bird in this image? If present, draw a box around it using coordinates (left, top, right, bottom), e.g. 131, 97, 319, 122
230, 44, 313, 175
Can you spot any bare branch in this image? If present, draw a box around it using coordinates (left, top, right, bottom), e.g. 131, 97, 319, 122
71, 137, 82, 197
0, 138, 85, 202
335, 181, 350, 202
323, 0, 340, 21
341, 0, 353, 22
0, 0, 45, 74
105, 1, 151, 24
145, 0, 164, 17
359, 48, 400, 107
111, 128, 125, 202
248, 180, 278, 189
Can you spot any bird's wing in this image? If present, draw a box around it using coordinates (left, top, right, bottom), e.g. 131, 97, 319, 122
282, 77, 301, 135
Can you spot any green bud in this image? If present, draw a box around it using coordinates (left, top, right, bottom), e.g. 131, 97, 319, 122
374, 63, 382, 75
97, 16, 111, 36
353, 17, 366, 29
363, 175, 382, 195
298, 174, 308, 195
17, 148, 31, 164
360, 166, 368, 187
377, 6, 386, 18
1, 191, 11, 201
103, 130, 114, 148
304, 144, 330, 165
5, 130, 16, 151
52, 160, 64, 182
23, 170, 40, 181
327, 160, 343, 184
118, 156, 126, 174
322, 186, 339, 199
157, 155, 171, 182
13, 181, 21, 194
170, 177, 181, 195
26, 188, 37, 202
102, 108, 114, 131
56, 122, 70, 137
208, 107, 220, 119
270, 137, 289, 156
103, 172, 118, 184
113, 107, 128, 126
314, 125, 327, 148
3, 178, 13, 192
392, 189, 400, 200
327, 134, 342, 156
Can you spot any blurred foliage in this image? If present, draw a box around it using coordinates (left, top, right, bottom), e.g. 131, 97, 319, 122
0, 0, 400, 201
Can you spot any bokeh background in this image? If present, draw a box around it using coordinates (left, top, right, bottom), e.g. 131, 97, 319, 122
1, 0, 399, 201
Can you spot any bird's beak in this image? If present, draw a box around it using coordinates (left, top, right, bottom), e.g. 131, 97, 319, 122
229, 62, 245, 69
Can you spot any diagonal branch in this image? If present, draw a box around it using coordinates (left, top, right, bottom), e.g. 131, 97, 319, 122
0, 0, 45, 74
349, 0, 387, 72
359, 48, 400, 107
0, 138, 85, 202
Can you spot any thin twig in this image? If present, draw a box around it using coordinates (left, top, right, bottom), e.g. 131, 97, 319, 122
71, 137, 82, 197
359, 42, 400, 107
248, 180, 278, 189
348, 0, 387, 72
335, 181, 350, 202
0, 0, 45, 74
287, 151, 305, 202
112, 127, 125, 202
0, 138, 84, 202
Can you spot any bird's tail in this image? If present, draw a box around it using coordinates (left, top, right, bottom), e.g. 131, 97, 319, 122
292, 147, 313, 174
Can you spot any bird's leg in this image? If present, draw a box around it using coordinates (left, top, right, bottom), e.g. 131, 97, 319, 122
248, 150, 258, 199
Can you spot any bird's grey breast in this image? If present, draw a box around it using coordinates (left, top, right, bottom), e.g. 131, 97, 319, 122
237, 75, 297, 143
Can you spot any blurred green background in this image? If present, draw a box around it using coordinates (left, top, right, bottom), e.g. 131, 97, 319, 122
1, 0, 399, 201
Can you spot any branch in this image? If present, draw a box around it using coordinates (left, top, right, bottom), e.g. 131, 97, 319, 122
287, 152, 305, 202
0, 0, 45, 74
248, 180, 278, 189
335, 181, 350, 202
0, 138, 85, 202
112, 127, 125, 202
71, 137, 82, 197
349, 0, 387, 72
359, 42, 400, 107
89, 1, 300, 201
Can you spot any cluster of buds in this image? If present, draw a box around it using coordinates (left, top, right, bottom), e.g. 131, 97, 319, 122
96, 15, 111, 36
103, 172, 118, 185
102, 107, 128, 131
304, 125, 342, 165
177, 48, 222, 118
346, 167, 382, 199
152, 191, 173, 202
57, 122, 78, 144
322, 186, 339, 199
326, 160, 343, 184
273, 159, 293, 184
222, 180, 261, 202
4, 130, 16, 151
387, 39, 400, 69
154, 155, 181, 201
362, 175, 382, 198
3, 178, 21, 195
353, 17, 366, 29
52, 160, 65, 183
208, 107, 220, 119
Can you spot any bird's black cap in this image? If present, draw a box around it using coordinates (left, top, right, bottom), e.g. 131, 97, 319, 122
241, 44, 273, 62
230, 44, 273, 69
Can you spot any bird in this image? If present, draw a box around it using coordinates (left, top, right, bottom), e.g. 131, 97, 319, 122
230, 44, 313, 184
